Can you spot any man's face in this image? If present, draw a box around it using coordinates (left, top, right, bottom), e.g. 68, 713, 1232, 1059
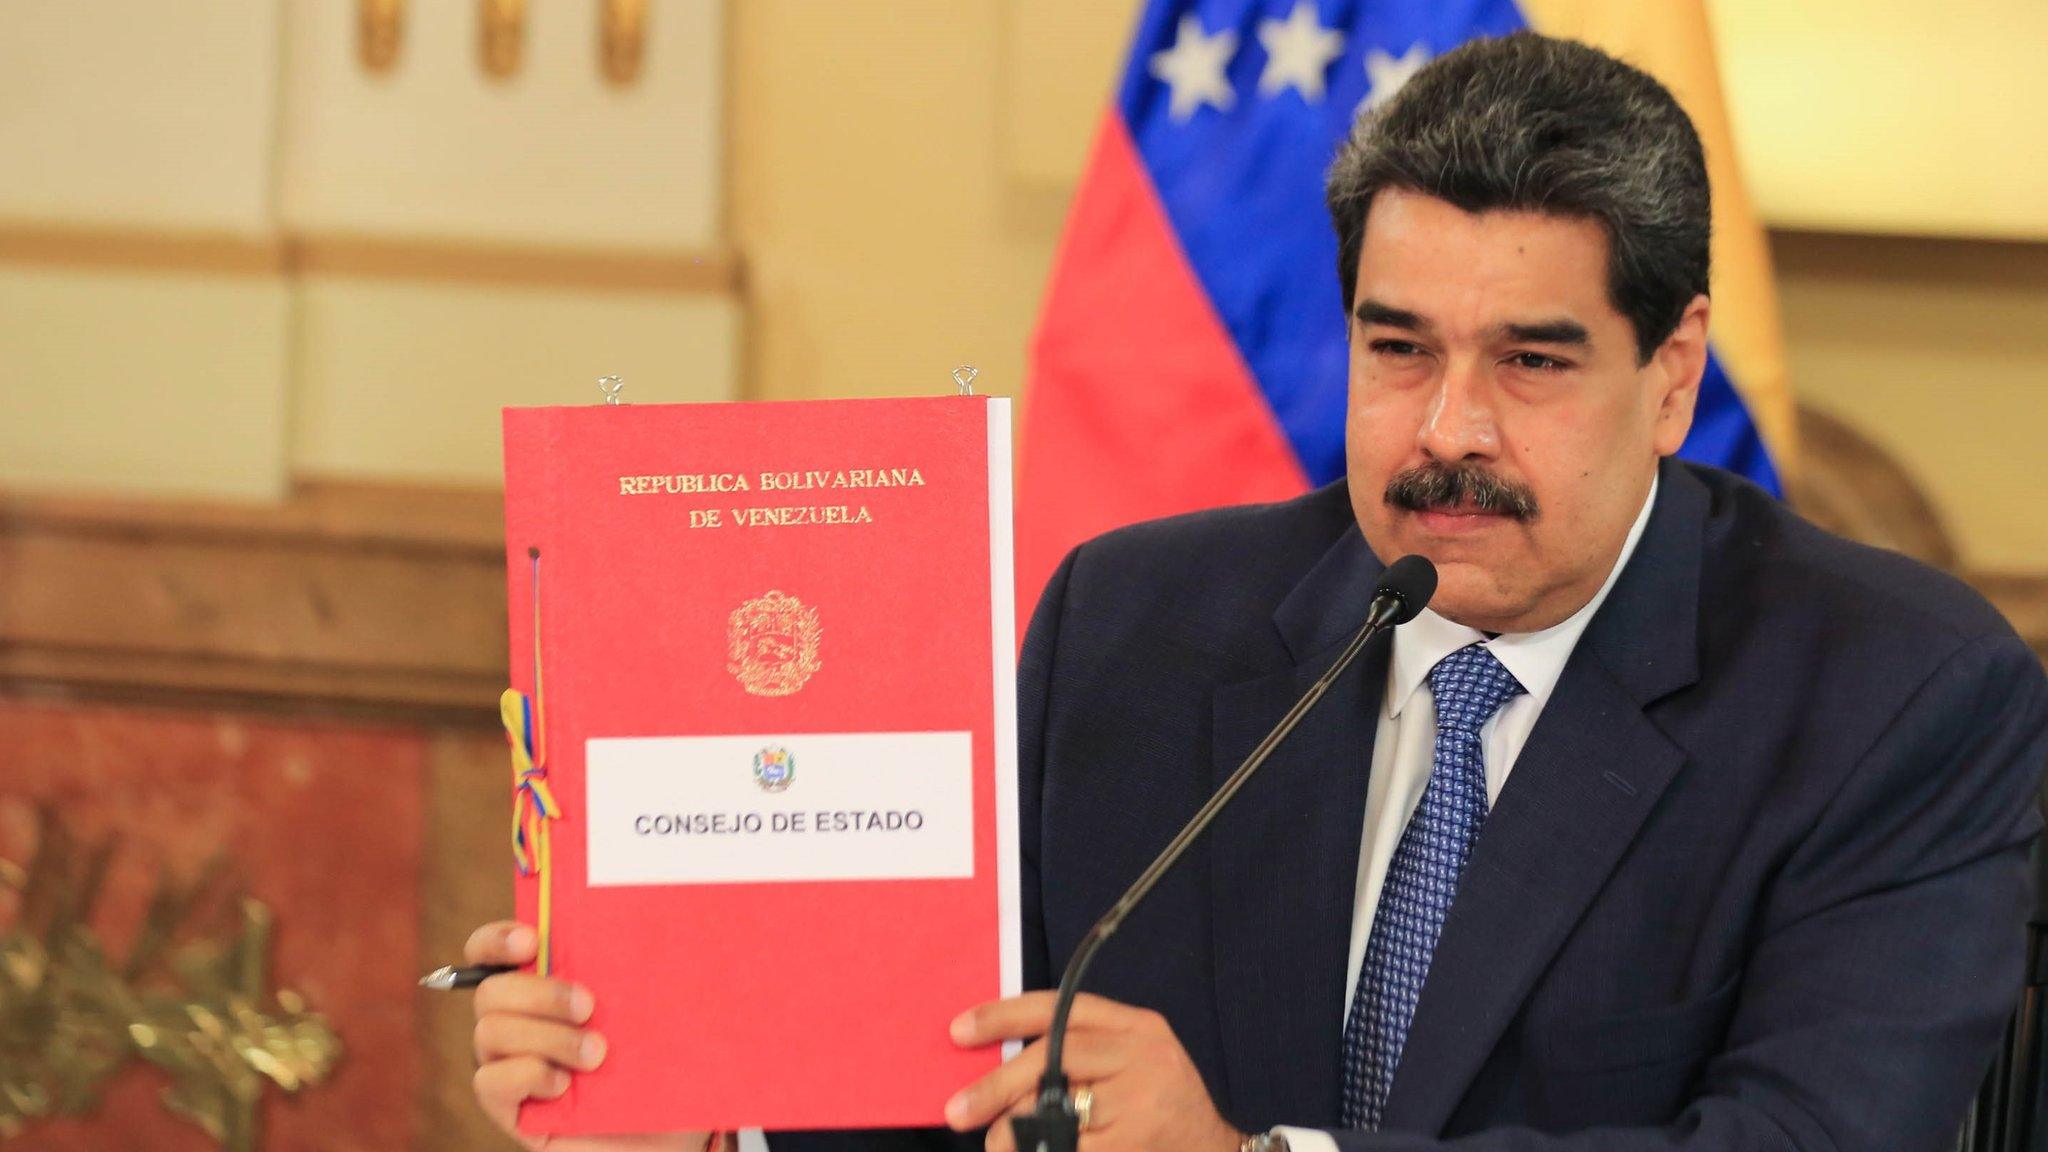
1344, 189, 1707, 633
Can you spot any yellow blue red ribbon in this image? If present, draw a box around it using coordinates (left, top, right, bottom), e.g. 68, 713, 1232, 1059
502, 547, 561, 976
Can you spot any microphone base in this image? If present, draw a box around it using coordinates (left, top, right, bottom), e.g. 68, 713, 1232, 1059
1009, 1108, 1080, 1152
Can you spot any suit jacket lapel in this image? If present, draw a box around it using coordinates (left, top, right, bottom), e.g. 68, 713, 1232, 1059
1209, 521, 1387, 1128
1378, 656, 1686, 1132
1379, 459, 1712, 1134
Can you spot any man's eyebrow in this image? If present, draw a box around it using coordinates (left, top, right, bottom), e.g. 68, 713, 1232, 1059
1498, 318, 1591, 346
1353, 299, 1430, 331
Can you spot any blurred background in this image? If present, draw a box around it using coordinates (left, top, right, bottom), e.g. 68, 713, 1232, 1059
0, 2, 2043, 1150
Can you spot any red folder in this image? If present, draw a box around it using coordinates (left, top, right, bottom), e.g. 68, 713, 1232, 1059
501, 396, 1020, 1135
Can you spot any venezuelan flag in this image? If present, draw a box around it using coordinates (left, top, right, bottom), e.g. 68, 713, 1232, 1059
1015, 0, 1797, 615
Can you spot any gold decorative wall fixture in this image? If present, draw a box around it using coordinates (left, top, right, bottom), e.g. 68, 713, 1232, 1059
0, 809, 341, 1152
357, 0, 403, 73
361, 0, 650, 84
479, 0, 526, 80
600, 0, 650, 86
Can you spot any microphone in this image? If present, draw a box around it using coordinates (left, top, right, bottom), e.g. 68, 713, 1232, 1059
1011, 554, 1437, 1152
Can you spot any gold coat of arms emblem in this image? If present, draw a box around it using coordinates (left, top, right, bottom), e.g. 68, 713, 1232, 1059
726, 590, 823, 696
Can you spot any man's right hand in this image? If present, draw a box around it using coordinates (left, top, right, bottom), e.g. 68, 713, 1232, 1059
466, 920, 711, 1152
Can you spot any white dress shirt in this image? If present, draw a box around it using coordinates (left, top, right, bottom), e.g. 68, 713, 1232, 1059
1280, 477, 1657, 1152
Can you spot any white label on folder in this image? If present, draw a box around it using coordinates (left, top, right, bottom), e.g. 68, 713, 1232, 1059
584, 731, 974, 886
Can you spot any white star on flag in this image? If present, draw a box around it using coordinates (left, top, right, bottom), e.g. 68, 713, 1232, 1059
1257, 2, 1345, 103
1360, 42, 1432, 116
1150, 14, 1239, 122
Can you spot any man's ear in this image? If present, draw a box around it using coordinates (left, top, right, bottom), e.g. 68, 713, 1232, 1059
1650, 294, 1710, 457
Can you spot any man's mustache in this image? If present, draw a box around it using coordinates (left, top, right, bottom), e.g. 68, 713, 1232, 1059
1384, 463, 1539, 521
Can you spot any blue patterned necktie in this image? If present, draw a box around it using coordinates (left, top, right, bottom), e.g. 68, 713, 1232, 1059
1341, 642, 1526, 1130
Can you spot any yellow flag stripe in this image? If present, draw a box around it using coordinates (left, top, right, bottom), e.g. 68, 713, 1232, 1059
1518, 0, 1798, 477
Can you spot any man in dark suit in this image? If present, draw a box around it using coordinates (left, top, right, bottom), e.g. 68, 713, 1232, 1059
465, 33, 2048, 1152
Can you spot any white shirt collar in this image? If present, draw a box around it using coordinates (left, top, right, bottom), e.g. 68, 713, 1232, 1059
1386, 474, 1660, 719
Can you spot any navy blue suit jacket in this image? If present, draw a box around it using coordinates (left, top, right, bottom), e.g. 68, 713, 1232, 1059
778, 460, 2048, 1151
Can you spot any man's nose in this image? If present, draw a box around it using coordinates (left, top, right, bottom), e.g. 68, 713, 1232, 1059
1416, 360, 1501, 463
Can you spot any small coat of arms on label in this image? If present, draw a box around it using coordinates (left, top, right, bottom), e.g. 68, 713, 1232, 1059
753, 745, 795, 792
726, 590, 823, 697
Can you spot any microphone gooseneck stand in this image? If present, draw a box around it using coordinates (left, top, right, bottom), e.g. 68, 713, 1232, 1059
1010, 555, 1438, 1152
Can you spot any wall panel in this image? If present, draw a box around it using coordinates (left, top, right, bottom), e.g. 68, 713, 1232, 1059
290, 276, 739, 483
1710, 1, 2048, 241
0, 1, 279, 232
0, 264, 290, 499
278, 0, 725, 248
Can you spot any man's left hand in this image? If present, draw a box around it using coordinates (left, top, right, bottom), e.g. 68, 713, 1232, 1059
944, 991, 1243, 1152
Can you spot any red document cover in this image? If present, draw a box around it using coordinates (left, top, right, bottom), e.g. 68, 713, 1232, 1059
501, 396, 1020, 1135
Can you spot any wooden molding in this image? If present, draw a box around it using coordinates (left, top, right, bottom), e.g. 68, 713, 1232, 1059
0, 225, 286, 276
290, 232, 741, 295
2, 477, 507, 552
0, 474, 2038, 726
0, 480, 509, 727
0, 221, 741, 295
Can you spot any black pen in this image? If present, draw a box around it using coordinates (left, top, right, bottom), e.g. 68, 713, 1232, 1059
418, 963, 520, 991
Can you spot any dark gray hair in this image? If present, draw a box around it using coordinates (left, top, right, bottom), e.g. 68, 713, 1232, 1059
1325, 32, 1710, 363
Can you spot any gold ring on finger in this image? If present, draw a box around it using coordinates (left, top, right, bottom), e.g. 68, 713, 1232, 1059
1073, 1084, 1096, 1132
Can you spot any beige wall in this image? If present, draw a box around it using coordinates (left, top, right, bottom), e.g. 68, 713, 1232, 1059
0, 263, 292, 497
1776, 234, 2048, 571
729, 2, 1062, 409
0, 2, 2043, 572
728, 0, 2048, 573
1711, 2, 2048, 241
0, 2, 280, 232
0, 0, 738, 497
277, 1, 724, 248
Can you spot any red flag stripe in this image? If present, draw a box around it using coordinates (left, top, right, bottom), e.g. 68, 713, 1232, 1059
1017, 112, 1309, 623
